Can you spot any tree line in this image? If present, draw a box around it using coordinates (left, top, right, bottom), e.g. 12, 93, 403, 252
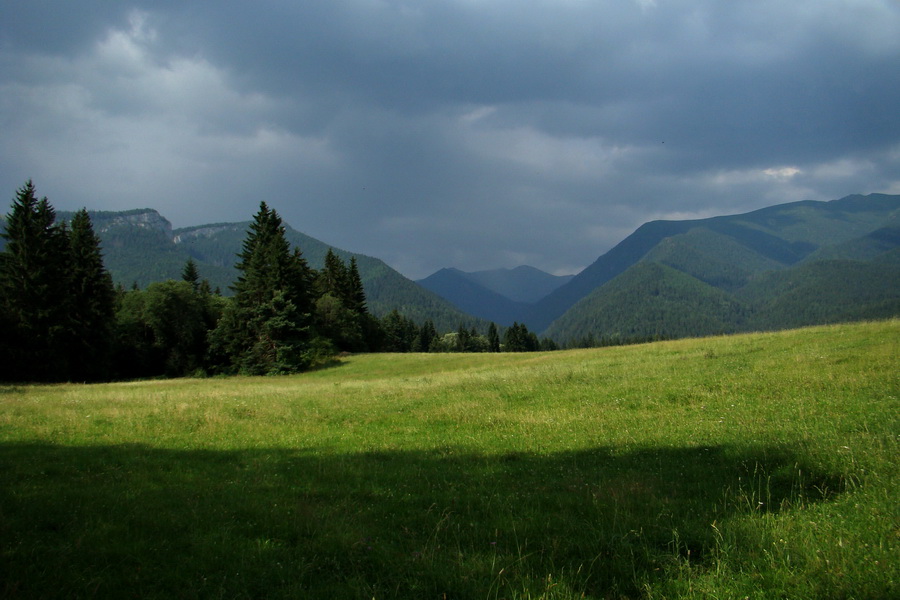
0, 181, 554, 382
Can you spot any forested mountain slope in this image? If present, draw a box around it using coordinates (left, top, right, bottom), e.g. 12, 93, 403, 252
802, 225, 900, 263
736, 258, 900, 330
533, 193, 899, 334
173, 221, 486, 330
457, 265, 574, 303
543, 194, 899, 343
415, 268, 531, 326
5, 192, 897, 343
416, 266, 573, 327
543, 262, 749, 342
50, 210, 482, 332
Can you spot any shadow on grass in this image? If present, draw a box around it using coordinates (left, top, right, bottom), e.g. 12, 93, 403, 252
308, 355, 350, 373
0, 442, 846, 599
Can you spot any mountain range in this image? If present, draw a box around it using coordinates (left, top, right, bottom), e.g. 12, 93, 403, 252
539, 194, 899, 340
417, 193, 898, 341
0, 209, 484, 333
415, 266, 573, 326
2, 193, 898, 342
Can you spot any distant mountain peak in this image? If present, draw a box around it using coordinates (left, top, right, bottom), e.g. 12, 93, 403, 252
417, 264, 576, 314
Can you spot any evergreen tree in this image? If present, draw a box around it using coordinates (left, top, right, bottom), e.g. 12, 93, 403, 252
232, 203, 314, 315
66, 208, 116, 380
314, 250, 360, 351
503, 322, 539, 352
487, 322, 501, 352
380, 310, 418, 352
209, 202, 316, 374
313, 250, 377, 352
181, 258, 201, 292
317, 249, 351, 302
0, 181, 71, 381
539, 337, 559, 351
347, 257, 368, 315
416, 319, 438, 352
347, 256, 384, 350
503, 322, 521, 352
314, 292, 365, 352
456, 324, 471, 352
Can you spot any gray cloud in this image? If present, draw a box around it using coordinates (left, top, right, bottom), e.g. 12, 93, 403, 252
2, 0, 899, 279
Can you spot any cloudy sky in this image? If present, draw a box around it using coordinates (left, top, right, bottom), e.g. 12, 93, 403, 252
2, 1, 899, 279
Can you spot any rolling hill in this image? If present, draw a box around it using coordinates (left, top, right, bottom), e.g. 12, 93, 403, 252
528, 193, 899, 333
543, 262, 749, 343
457, 265, 574, 303
56, 209, 485, 332
541, 194, 899, 343
415, 268, 530, 326
737, 258, 900, 330
4, 192, 898, 342
415, 266, 573, 326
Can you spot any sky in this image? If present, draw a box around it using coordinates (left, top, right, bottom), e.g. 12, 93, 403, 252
2, 1, 899, 279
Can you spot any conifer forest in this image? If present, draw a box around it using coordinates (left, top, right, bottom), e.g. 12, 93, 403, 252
0, 181, 550, 383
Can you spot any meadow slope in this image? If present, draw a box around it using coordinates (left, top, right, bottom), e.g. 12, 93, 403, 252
1, 320, 897, 598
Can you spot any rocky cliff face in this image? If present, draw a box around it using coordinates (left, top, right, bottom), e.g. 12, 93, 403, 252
93, 209, 173, 239
173, 223, 244, 244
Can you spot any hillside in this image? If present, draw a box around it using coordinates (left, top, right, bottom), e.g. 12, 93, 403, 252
639, 227, 784, 290
5, 192, 898, 342
543, 262, 749, 342
456, 265, 573, 303
176, 220, 488, 330
415, 268, 530, 326
529, 193, 899, 333
415, 265, 573, 326
802, 224, 900, 263
738, 258, 900, 330
55, 210, 483, 332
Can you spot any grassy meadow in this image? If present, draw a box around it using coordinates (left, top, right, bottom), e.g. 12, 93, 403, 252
1, 320, 897, 598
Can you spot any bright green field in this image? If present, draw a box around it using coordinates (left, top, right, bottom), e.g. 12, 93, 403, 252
1, 320, 897, 599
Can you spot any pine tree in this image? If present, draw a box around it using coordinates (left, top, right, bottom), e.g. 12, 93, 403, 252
209, 202, 316, 374
416, 319, 438, 352
317, 249, 350, 301
504, 322, 539, 352
380, 310, 418, 352
66, 208, 116, 380
487, 322, 501, 352
456, 324, 471, 351
347, 257, 368, 315
0, 181, 71, 381
181, 258, 201, 292
312, 250, 377, 352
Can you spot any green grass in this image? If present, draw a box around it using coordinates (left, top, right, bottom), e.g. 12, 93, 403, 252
1, 320, 897, 598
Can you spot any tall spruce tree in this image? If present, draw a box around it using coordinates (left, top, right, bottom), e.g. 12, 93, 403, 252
503, 322, 539, 352
343, 255, 383, 349
209, 202, 316, 374
66, 208, 116, 380
487, 322, 501, 352
181, 258, 201, 292
0, 181, 71, 381
317, 249, 350, 300
347, 257, 368, 314
417, 319, 438, 352
379, 310, 419, 352
313, 250, 377, 352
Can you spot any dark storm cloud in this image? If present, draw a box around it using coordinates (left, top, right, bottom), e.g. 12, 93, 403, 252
2, 0, 898, 278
